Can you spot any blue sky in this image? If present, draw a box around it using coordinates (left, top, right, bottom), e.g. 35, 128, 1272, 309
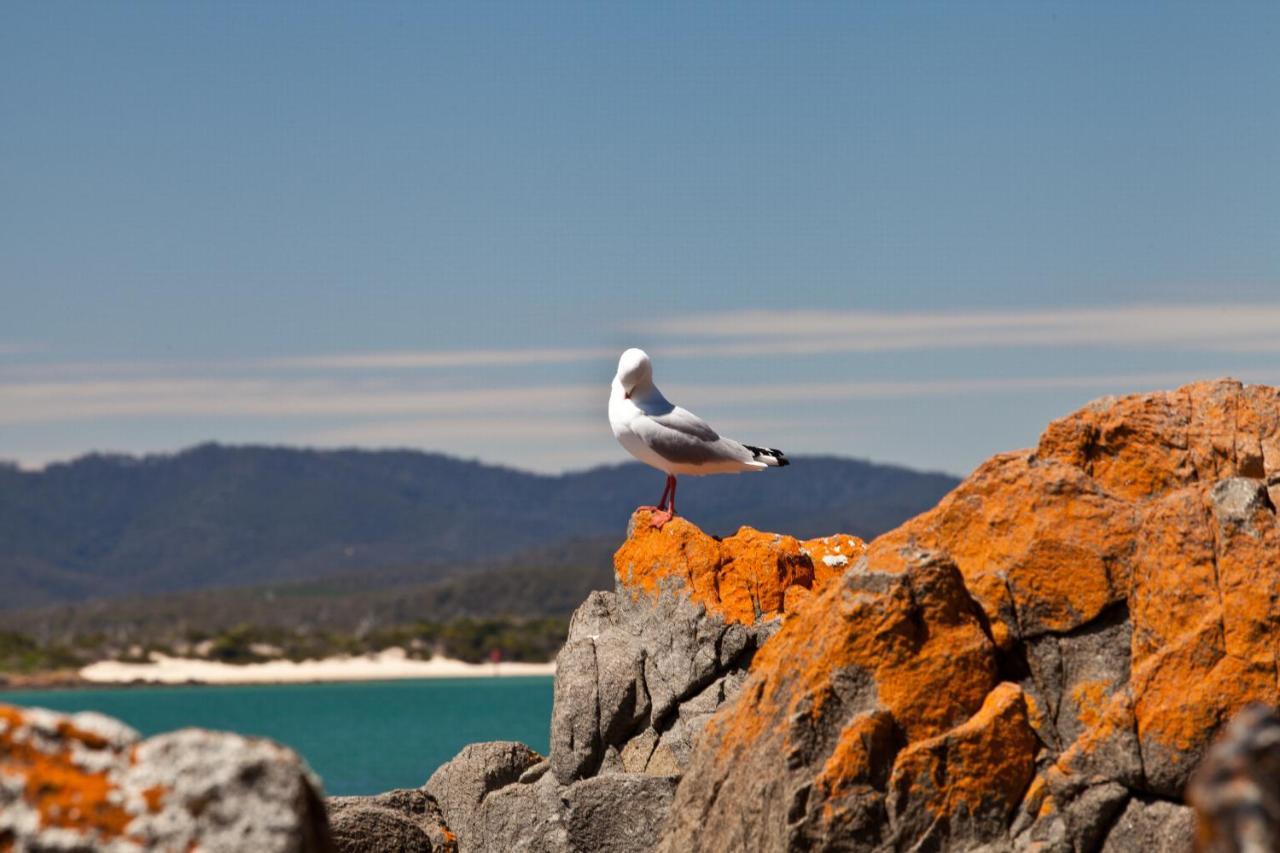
3, 3, 1278, 475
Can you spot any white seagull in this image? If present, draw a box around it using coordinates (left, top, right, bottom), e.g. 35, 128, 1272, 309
608, 348, 788, 527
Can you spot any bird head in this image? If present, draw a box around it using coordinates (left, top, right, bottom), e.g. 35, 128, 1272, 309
615, 348, 653, 399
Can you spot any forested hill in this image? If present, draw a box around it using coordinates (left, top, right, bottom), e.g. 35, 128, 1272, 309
0, 444, 960, 609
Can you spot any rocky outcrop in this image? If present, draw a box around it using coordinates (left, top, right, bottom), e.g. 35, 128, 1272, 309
0, 703, 332, 851
7, 378, 1275, 852
659, 378, 1280, 851
328, 788, 456, 852
425, 741, 543, 851
420, 521, 862, 852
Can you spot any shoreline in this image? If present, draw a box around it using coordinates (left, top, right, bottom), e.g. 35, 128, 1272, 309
3, 648, 556, 690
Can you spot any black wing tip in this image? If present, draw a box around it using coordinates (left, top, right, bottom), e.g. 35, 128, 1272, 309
745, 445, 789, 467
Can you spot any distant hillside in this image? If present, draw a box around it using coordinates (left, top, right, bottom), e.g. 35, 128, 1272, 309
0, 444, 960, 609
5, 537, 620, 650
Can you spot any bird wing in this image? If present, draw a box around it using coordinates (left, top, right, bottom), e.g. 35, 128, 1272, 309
633, 406, 752, 465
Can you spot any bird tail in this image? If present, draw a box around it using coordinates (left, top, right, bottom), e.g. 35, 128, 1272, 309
744, 445, 789, 467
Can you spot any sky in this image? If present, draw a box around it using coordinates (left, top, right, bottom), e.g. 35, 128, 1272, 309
2, 3, 1279, 476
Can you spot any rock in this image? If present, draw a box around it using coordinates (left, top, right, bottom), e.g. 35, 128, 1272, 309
562, 774, 678, 853
476, 772, 570, 853
658, 378, 1279, 852
549, 562, 784, 784
1187, 703, 1280, 853
1100, 798, 1194, 852
661, 547, 999, 852
0, 703, 332, 852
425, 741, 543, 851
361, 378, 1278, 852
550, 638, 603, 783
328, 788, 457, 852
614, 513, 862, 625
472, 770, 677, 853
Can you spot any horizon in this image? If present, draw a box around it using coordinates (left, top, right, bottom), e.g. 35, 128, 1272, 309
1, 437, 965, 480
4, 4, 1279, 475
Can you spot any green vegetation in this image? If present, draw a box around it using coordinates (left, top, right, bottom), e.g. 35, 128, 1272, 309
0, 630, 80, 674
0, 616, 571, 677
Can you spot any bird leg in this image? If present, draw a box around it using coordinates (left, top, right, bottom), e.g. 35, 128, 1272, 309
648, 475, 677, 528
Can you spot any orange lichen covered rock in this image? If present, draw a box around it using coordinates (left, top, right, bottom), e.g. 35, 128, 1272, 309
658, 379, 1280, 852
614, 509, 864, 624
887, 682, 1039, 842
0, 703, 332, 851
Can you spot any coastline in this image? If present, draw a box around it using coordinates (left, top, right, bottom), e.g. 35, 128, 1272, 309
66, 647, 555, 687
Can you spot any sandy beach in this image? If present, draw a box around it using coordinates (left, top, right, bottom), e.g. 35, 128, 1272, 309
77, 647, 556, 685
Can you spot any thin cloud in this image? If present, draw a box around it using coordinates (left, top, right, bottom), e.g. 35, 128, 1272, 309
266, 346, 616, 370
637, 303, 1280, 354
6, 369, 1272, 428
0, 378, 599, 425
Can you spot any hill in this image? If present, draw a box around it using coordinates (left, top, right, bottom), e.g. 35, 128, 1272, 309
0, 444, 959, 609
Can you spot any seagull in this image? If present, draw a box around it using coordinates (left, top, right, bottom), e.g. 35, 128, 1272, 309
608, 348, 788, 527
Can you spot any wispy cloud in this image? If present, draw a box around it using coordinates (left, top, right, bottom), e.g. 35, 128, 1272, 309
5, 369, 1270, 428
636, 303, 1280, 354
0, 378, 599, 425
0, 342, 43, 357
266, 346, 616, 370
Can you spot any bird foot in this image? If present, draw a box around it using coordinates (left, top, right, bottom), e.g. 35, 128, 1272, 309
646, 508, 674, 529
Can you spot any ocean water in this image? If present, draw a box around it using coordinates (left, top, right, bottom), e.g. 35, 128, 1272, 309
0, 676, 554, 796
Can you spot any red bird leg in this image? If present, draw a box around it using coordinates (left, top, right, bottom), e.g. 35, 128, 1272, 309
638, 475, 673, 516
649, 475, 676, 528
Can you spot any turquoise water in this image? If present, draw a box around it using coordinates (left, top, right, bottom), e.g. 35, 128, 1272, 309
0, 677, 554, 796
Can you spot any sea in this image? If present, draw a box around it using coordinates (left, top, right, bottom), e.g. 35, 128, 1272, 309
0, 676, 554, 796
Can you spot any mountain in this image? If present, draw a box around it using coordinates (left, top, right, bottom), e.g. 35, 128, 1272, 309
0, 444, 959, 609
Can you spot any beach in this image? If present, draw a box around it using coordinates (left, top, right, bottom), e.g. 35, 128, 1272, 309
77, 647, 556, 686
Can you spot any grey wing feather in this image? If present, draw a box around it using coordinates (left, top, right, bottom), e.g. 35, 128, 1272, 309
650, 406, 719, 442
636, 407, 753, 465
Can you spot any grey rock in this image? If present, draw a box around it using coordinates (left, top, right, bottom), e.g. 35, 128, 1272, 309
594, 632, 649, 746
473, 767, 679, 853
328, 788, 456, 853
550, 576, 770, 783
519, 759, 551, 785
619, 728, 658, 773
563, 774, 679, 853
1100, 799, 1194, 853
1211, 477, 1273, 534
477, 772, 570, 853
1022, 606, 1132, 752
1060, 783, 1129, 853
425, 741, 544, 850
0, 706, 332, 853
1188, 703, 1280, 853
550, 638, 602, 783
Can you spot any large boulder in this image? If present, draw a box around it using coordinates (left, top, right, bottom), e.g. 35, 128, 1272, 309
549, 518, 864, 784
424, 741, 544, 851
327, 788, 456, 853
432, 518, 863, 852
659, 378, 1280, 851
0, 703, 332, 851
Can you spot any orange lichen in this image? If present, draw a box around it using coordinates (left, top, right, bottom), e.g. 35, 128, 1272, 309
800, 534, 867, 588
816, 711, 895, 799
142, 785, 166, 813
664, 379, 1280, 849
613, 512, 821, 624
0, 704, 134, 840
708, 545, 997, 765
889, 683, 1038, 822
1069, 679, 1111, 732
